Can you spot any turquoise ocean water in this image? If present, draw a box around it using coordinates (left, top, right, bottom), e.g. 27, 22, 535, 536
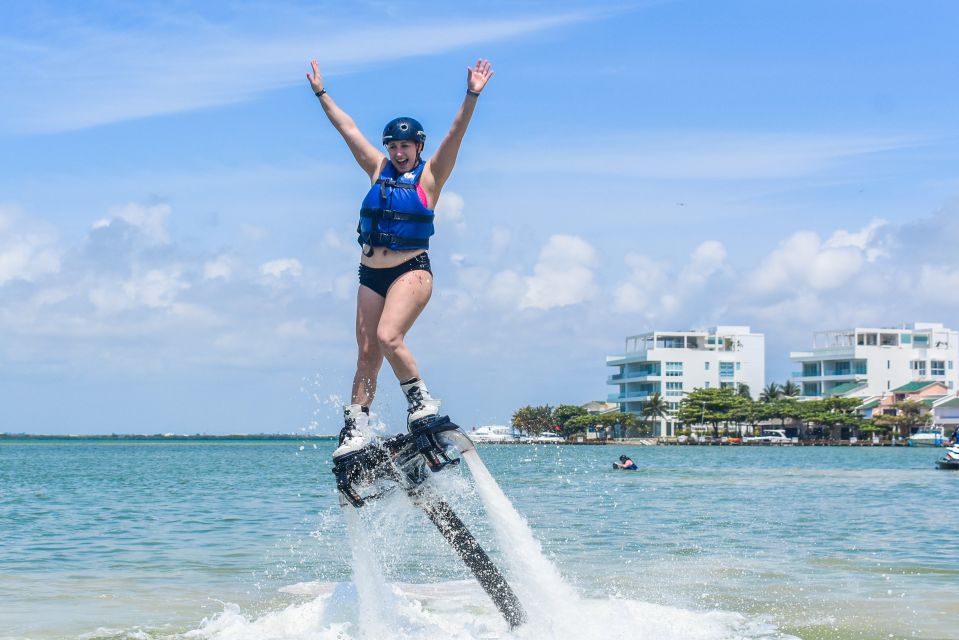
1, 438, 957, 639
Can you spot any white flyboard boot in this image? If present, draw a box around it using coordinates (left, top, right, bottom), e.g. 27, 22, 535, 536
332, 404, 370, 459
401, 378, 441, 429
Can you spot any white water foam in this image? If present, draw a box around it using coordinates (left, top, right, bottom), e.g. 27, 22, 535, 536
177, 443, 797, 640
181, 584, 788, 640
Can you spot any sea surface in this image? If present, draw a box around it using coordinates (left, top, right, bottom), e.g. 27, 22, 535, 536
1, 437, 957, 640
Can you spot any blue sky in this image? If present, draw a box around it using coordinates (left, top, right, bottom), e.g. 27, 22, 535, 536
2, 0, 959, 435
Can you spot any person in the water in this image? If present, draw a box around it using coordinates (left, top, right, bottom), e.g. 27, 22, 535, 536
307, 58, 494, 459
614, 455, 638, 470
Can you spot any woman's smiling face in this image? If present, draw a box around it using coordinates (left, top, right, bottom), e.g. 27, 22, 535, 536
386, 140, 421, 173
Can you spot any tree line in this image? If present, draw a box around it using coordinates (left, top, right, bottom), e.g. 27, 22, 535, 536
512, 381, 931, 440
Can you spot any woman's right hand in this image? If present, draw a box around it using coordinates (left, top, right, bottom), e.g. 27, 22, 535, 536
307, 59, 325, 94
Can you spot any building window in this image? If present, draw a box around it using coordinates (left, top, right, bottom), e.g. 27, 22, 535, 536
914, 334, 929, 347
932, 360, 945, 376
665, 362, 683, 377
910, 360, 927, 376
950, 361, 954, 370
666, 381, 683, 397
902, 334, 912, 344
802, 362, 821, 376
720, 381, 735, 389
887, 381, 891, 390
736, 362, 742, 371
719, 362, 735, 378
832, 361, 851, 376
887, 360, 890, 369
667, 402, 680, 412
705, 381, 711, 388
802, 382, 821, 397
704, 362, 710, 370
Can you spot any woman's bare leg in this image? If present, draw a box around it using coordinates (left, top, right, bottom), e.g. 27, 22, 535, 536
376, 269, 433, 382
352, 285, 386, 406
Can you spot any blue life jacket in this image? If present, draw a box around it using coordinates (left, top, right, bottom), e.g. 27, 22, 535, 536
357, 161, 434, 255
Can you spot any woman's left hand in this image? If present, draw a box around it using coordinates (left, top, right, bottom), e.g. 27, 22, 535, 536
466, 59, 494, 94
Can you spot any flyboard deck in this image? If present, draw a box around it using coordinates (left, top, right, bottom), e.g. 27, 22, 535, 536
331, 416, 526, 628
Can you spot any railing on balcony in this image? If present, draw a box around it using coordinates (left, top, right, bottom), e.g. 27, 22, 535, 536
607, 393, 654, 403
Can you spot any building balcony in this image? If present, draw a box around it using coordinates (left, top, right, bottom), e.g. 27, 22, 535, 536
606, 353, 652, 366
607, 373, 661, 384
608, 392, 654, 403
790, 347, 856, 360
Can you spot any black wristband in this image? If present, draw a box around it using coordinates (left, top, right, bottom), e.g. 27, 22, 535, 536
466, 89, 480, 97
314, 88, 327, 98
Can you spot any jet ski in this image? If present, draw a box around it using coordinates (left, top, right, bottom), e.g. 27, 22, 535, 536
935, 445, 959, 470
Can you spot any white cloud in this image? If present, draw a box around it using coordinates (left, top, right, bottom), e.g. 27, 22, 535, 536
612, 240, 727, 318
613, 254, 669, 314
824, 218, 889, 262
434, 191, 465, 227
747, 222, 886, 295
203, 255, 235, 281
521, 235, 597, 310
919, 265, 959, 305
496, 132, 920, 181
321, 228, 350, 252
680, 240, 728, 287
1, 8, 593, 133
276, 319, 311, 339
89, 267, 188, 314
489, 227, 512, 258
260, 258, 303, 279
93, 202, 172, 245
333, 273, 355, 300
487, 269, 526, 308
471, 235, 599, 311
241, 224, 268, 242
0, 207, 61, 286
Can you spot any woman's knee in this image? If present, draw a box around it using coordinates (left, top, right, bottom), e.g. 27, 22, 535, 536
376, 326, 405, 354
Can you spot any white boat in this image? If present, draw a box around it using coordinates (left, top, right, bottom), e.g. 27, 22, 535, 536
743, 429, 792, 444
909, 426, 946, 447
468, 425, 524, 443
529, 431, 565, 444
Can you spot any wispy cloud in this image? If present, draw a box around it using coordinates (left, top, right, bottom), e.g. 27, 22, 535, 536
494, 132, 923, 180
0, 4, 593, 133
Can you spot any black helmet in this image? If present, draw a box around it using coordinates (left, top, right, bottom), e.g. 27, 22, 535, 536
382, 117, 426, 146
619, 455, 628, 462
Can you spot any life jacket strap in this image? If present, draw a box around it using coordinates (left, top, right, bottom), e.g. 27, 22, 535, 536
378, 178, 418, 198
357, 230, 430, 250
360, 207, 433, 223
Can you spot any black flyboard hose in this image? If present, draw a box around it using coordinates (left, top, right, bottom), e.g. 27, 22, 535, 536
416, 492, 526, 628
332, 416, 527, 628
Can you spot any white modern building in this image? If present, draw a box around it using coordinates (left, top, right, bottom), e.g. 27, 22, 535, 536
606, 326, 766, 436
789, 322, 959, 399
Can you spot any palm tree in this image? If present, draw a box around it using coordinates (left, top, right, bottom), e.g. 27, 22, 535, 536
737, 383, 752, 399
642, 392, 670, 435
781, 380, 800, 398
759, 382, 781, 403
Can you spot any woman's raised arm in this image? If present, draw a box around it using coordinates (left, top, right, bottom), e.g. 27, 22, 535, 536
425, 59, 494, 196
307, 60, 385, 181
